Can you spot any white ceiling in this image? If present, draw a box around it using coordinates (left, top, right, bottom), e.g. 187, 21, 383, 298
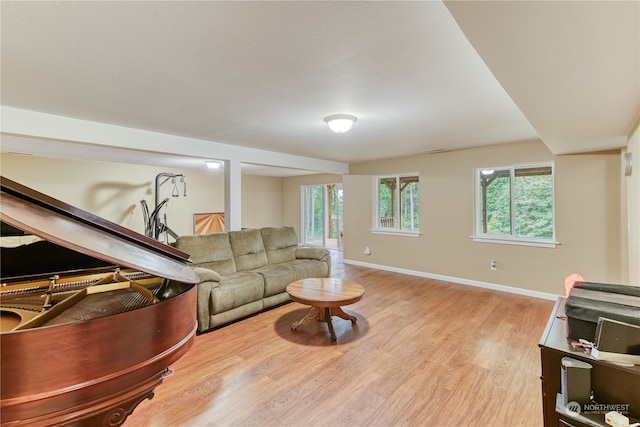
1, 1, 638, 176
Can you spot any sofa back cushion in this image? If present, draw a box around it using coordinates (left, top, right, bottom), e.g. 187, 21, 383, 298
261, 226, 298, 264
229, 228, 268, 271
175, 233, 237, 275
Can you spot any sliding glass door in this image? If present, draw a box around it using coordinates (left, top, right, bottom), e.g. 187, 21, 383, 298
302, 185, 325, 246
302, 183, 343, 248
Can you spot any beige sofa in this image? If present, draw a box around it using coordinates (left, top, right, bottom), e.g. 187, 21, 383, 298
175, 226, 331, 332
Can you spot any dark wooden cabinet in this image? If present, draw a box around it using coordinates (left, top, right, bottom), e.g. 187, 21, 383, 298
539, 298, 640, 427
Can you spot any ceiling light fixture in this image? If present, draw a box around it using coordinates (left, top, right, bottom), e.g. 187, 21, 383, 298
206, 161, 221, 169
324, 114, 357, 133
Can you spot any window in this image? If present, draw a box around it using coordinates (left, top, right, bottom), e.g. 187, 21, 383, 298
374, 174, 420, 234
474, 163, 556, 247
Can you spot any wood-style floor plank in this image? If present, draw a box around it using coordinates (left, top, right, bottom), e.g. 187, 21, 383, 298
126, 251, 555, 427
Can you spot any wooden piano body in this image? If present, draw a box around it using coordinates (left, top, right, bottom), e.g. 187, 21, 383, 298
0, 177, 199, 426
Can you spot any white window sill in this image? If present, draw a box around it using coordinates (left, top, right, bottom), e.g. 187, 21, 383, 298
471, 235, 559, 248
371, 229, 421, 237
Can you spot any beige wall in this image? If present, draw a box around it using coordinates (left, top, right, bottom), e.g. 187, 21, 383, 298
0, 154, 283, 237
3, 136, 632, 295
241, 175, 284, 228
344, 140, 624, 296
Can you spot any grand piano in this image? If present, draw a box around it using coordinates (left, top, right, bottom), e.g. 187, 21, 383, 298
0, 176, 199, 426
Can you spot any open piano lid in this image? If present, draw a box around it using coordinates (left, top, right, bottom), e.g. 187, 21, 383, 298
0, 176, 198, 284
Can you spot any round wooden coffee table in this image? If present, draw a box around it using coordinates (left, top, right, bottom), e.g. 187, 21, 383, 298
286, 278, 365, 341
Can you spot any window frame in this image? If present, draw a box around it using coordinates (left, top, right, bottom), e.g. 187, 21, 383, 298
472, 162, 558, 248
372, 173, 421, 237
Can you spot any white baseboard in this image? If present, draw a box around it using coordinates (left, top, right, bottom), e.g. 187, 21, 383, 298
342, 258, 559, 301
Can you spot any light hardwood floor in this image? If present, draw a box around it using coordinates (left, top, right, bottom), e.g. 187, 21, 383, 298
126, 251, 555, 427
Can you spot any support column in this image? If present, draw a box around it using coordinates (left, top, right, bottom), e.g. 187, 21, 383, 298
224, 159, 242, 231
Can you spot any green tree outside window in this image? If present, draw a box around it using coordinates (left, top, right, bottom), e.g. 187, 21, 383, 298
479, 165, 553, 240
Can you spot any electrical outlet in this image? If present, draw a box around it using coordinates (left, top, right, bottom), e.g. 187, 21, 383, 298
364, 247, 371, 255
490, 260, 497, 270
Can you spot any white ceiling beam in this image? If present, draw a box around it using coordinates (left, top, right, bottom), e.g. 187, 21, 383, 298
0, 106, 349, 175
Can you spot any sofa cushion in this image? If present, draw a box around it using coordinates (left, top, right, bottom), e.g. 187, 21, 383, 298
252, 264, 296, 297
229, 229, 268, 271
261, 226, 298, 264
210, 272, 264, 314
175, 233, 237, 275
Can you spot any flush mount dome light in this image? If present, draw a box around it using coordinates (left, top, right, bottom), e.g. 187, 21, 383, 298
324, 114, 357, 133
206, 161, 221, 169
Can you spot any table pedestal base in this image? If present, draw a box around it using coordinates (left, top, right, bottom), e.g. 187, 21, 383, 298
291, 306, 357, 341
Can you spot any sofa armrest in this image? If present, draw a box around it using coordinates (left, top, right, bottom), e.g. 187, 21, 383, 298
295, 247, 331, 276
190, 267, 221, 332
295, 247, 329, 261
191, 266, 222, 283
